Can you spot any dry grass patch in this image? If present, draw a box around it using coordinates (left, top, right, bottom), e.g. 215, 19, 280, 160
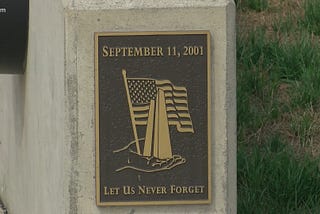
237, 0, 320, 158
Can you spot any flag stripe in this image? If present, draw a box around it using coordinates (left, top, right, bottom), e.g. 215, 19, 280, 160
133, 104, 189, 112
133, 119, 193, 125
156, 80, 187, 91
133, 114, 193, 121
165, 99, 188, 105
164, 91, 188, 97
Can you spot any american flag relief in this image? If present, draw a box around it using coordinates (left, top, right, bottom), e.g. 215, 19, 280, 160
116, 70, 194, 172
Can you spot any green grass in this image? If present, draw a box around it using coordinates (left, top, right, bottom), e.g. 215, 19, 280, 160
237, 0, 320, 212
238, 0, 269, 11
272, 14, 295, 34
302, 0, 320, 35
238, 28, 320, 81
291, 67, 320, 108
290, 111, 316, 147
238, 136, 320, 213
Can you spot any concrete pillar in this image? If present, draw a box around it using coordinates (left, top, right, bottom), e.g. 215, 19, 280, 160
0, 0, 236, 213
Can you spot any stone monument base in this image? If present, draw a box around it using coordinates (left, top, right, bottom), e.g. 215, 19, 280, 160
0, 0, 236, 213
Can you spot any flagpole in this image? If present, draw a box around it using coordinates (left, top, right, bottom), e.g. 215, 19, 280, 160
122, 69, 141, 155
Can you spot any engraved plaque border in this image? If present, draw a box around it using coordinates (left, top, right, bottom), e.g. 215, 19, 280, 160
95, 31, 211, 206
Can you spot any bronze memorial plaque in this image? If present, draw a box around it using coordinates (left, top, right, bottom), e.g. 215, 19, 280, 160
95, 31, 211, 206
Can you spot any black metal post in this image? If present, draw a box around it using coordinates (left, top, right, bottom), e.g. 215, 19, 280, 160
0, 0, 29, 74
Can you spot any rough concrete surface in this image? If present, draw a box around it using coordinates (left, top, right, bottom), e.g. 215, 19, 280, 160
0, 0, 236, 213
0, 0, 65, 213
